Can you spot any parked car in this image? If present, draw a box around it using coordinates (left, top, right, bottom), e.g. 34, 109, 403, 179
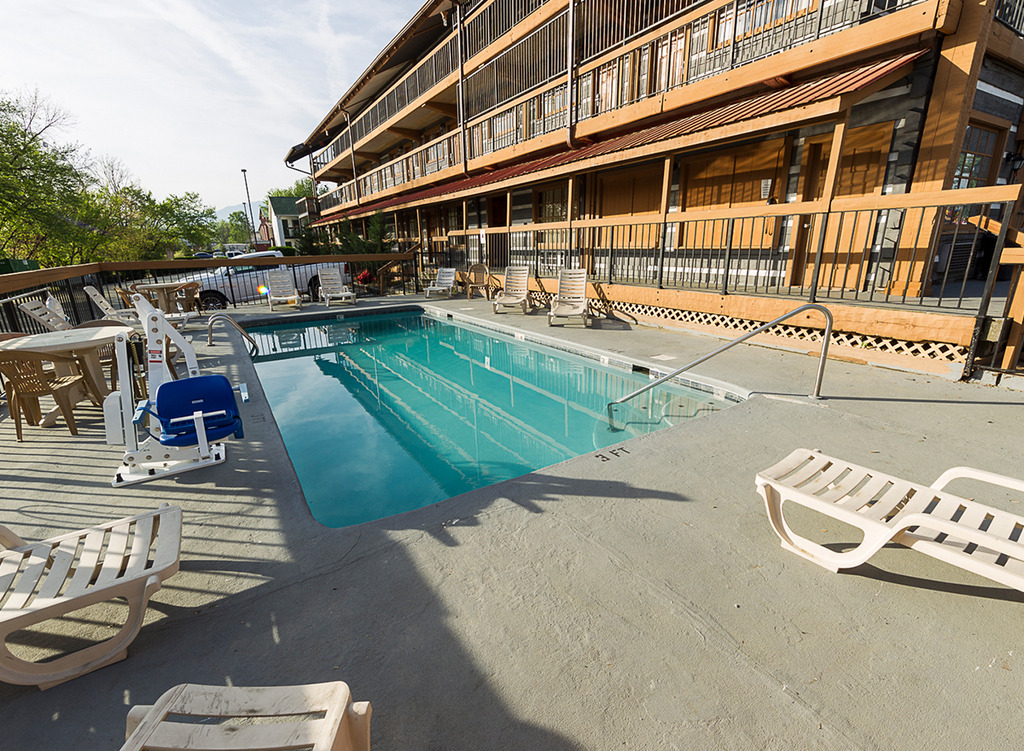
176, 250, 349, 310
192, 252, 213, 259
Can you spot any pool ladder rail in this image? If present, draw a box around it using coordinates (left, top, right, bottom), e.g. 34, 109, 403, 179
606, 303, 834, 430
207, 313, 259, 356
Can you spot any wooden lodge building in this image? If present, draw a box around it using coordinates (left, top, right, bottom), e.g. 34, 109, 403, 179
286, 0, 1024, 380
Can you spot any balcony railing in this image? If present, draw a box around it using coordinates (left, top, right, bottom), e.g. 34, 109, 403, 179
464, 0, 552, 60
995, 0, 1024, 34
324, 0, 927, 208
312, 37, 458, 174
320, 131, 462, 213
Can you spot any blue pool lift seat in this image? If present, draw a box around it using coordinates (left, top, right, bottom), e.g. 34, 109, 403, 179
116, 373, 248, 486
142, 374, 244, 447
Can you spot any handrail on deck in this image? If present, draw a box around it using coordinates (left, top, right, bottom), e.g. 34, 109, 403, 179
606, 303, 834, 428
207, 313, 258, 355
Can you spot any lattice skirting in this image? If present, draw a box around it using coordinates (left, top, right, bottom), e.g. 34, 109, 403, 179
528, 292, 968, 364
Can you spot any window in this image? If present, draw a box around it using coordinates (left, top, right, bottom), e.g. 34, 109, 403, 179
952, 124, 1000, 190
535, 186, 567, 224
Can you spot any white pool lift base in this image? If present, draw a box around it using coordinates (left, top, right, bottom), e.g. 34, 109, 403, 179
112, 443, 228, 488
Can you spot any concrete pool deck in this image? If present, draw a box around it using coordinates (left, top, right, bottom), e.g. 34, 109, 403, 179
1, 296, 1022, 749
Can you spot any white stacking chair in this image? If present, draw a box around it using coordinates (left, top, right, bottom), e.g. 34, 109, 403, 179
266, 269, 302, 310
547, 268, 591, 327
492, 266, 532, 314
319, 267, 356, 306
121, 681, 371, 751
425, 267, 457, 298
0, 505, 181, 689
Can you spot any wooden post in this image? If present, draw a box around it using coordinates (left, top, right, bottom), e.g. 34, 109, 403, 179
657, 156, 674, 288
806, 115, 848, 296
914, 0, 996, 191
567, 176, 577, 270
416, 207, 424, 276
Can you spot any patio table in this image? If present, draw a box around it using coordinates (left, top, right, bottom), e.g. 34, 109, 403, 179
0, 324, 131, 426
135, 281, 187, 314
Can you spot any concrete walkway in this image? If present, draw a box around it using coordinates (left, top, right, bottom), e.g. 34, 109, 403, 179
1, 297, 1022, 750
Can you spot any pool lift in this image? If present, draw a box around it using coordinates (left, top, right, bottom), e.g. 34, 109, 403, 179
103, 295, 249, 487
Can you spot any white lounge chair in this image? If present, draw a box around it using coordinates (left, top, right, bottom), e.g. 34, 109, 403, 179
756, 448, 1024, 592
19, 298, 72, 331
493, 265, 531, 314
547, 268, 591, 327
425, 267, 457, 298
121, 681, 371, 751
319, 267, 356, 306
84, 285, 140, 324
0, 505, 182, 689
266, 269, 302, 310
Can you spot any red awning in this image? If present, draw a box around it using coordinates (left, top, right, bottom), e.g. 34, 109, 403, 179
316, 50, 926, 224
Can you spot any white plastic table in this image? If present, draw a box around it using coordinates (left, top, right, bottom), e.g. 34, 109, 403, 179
0, 325, 131, 426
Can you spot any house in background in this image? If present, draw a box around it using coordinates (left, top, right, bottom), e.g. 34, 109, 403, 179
267, 196, 306, 249
286, 0, 1024, 379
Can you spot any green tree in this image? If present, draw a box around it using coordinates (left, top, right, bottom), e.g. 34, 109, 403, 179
0, 91, 93, 262
1, 91, 218, 265
265, 177, 316, 204
223, 210, 252, 244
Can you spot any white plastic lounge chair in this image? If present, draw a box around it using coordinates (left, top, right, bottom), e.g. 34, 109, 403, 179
117, 288, 194, 330
121, 681, 371, 751
266, 269, 302, 310
319, 267, 356, 306
425, 267, 457, 298
84, 285, 140, 324
547, 268, 591, 327
0, 504, 181, 690
19, 298, 71, 331
492, 265, 531, 314
756, 448, 1024, 592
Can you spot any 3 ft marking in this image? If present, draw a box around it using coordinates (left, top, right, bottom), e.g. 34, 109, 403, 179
595, 447, 630, 462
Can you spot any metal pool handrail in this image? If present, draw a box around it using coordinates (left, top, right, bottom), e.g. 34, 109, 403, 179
207, 313, 259, 355
606, 303, 834, 427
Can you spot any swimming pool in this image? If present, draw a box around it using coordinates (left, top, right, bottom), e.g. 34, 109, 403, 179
250, 311, 738, 527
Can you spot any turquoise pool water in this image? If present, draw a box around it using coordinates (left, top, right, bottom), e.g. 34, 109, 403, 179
250, 311, 733, 527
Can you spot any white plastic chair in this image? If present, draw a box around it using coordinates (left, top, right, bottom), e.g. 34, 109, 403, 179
756, 448, 1024, 592
121, 681, 371, 751
266, 269, 302, 310
425, 267, 457, 298
493, 266, 531, 314
547, 268, 591, 327
319, 267, 356, 306
0, 505, 181, 689
84, 285, 140, 324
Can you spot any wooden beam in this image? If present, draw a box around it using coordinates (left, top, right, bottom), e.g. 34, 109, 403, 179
821, 115, 849, 207
387, 127, 420, 140
421, 101, 457, 118
354, 150, 378, 160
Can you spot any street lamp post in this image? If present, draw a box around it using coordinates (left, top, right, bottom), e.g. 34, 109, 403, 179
241, 168, 256, 246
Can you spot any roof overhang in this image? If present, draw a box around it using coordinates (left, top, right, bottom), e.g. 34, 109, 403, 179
286, 0, 460, 165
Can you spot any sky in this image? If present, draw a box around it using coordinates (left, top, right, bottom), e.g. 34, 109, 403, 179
2, 0, 424, 213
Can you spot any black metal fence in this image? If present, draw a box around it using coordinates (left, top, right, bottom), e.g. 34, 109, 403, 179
0, 256, 420, 335
440, 194, 1021, 315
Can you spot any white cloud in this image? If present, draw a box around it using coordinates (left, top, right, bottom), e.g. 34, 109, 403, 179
0, 0, 423, 210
